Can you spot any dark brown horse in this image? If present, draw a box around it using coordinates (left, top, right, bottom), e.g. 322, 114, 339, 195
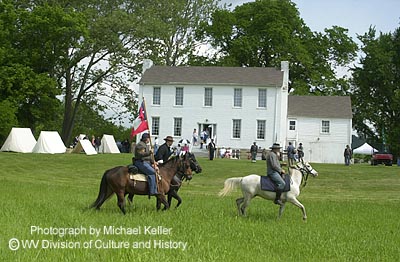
90, 154, 192, 214
128, 152, 202, 209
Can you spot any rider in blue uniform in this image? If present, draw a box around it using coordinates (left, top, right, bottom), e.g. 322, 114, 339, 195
134, 133, 159, 195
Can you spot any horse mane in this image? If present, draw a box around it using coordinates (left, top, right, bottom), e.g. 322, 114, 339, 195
158, 155, 180, 167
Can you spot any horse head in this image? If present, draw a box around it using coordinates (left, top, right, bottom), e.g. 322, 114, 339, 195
187, 152, 202, 174
177, 152, 193, 180
296, 162, 318, 177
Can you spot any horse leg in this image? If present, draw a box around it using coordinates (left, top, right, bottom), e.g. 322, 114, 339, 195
168, 189, 182, 209
157, 195, 170, 211
288, 197, 307, 221
168, 184, 180, 207
236, 197, 244, 216
277, 203, 286, 220
167, 191, 173, 207
239, 192, 253, 216
94, 187, 114, 210
116, 190, 126, 215
156, 197, 162, 210
128, 193, 134, 206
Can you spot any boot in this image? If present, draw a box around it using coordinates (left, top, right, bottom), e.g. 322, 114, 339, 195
274, 190, 283, 206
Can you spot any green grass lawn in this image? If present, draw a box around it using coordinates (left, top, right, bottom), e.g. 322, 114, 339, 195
0, 153, 399, 261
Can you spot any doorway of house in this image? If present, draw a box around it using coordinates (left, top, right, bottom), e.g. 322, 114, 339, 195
198, 123, 217, 146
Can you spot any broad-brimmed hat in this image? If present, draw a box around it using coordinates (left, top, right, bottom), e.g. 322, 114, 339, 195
269, 143, 282, 149
164, 136, 174, 142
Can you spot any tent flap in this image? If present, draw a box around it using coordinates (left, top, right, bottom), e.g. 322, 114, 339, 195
72, 139, 97, 155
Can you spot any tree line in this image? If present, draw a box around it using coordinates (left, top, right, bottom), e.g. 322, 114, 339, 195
0, 0, 398, 157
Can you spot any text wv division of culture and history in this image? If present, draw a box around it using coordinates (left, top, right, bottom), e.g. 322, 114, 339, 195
8, 225, 188, 251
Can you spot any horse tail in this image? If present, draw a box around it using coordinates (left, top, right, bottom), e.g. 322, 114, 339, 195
218, 177, 243, 197
90, 170, 109, 209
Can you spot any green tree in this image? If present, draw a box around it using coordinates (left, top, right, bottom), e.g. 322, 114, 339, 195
131, 0, 220, 66
200, 0, 358, 94
0, 1, 61, 138
352, 27, 400, 158
11, 0, 142, 145
0, 100, 18, 143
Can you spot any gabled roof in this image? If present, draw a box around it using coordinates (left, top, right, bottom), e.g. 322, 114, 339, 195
288, 96, 352, 119
139, 66, 283, 87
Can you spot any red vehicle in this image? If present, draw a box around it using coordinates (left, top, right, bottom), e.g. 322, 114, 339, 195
371, 153, 393, 166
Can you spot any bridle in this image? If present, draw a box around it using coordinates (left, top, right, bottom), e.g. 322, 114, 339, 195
176, 153, 202, 182
176, 154, 193, 181
294, 162, 316, 188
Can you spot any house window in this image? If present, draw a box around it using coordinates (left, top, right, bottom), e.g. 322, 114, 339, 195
257, 120, 266, 139
232, 119, 241, 138
151, 117, 160, 136
204, 87, 213, 106
174, 118, 182, 137
321, 120, 330, 133
153, 87, 161, 105
258, 89, 267, 108
234, 88, 242, 107
289, 120, 296, 131
175, 87, 183, 106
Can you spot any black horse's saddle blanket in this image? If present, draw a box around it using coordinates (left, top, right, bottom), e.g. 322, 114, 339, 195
260, 175, 291, 192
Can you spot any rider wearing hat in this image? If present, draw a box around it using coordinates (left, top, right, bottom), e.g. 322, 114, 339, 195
134, 133, 159, 196
155, 136, 183, 189
266, 143, 286, 206
155, 136, 174, 163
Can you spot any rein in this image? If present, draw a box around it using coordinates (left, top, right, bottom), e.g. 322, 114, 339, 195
292, 165, 311, 188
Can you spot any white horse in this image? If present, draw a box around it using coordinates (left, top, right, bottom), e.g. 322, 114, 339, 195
219, 162, 318, 220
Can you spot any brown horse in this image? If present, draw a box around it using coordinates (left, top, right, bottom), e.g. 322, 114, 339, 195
128, 152, 202, 209
90, 154, 192, 214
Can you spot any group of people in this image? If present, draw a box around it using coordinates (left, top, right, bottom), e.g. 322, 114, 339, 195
286, 142, 305, 166
72, 134, 102, 152
219, 147, 239, 159
250, 141, 305, 165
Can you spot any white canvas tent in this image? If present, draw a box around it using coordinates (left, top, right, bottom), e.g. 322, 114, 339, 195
72, 139, 97, 155
99, 134, 120, 153
0, 127, 37, 153
353, 143, 378, 155
32, 131, 66, 154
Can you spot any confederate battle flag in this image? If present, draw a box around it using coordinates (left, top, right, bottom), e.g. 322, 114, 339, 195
130, 101, 149, 139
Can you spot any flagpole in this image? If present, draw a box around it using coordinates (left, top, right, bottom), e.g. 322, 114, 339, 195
141, 97, 157, 164
141, 97, 152, 146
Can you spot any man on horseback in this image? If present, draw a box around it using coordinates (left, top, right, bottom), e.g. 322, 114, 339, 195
155, 135, 181, 191
266, 143, 286, 206
155, 136, 174, 163
133, 133, 159, 196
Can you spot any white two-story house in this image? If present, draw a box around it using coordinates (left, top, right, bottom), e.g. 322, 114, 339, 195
138, 60, 289, 151
137, 60, 352, 163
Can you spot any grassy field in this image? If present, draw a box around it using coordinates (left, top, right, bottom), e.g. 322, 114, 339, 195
0, 152, 399, 261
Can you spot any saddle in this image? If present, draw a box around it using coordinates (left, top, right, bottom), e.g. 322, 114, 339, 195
127, 164, 147, 182
127, 164, 162, 193
260, 175, 291, 192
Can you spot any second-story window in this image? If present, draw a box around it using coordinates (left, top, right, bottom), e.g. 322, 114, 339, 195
175, 87, 183, 106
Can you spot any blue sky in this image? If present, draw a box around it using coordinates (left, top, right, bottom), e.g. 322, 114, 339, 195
223, 0, 400, 41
